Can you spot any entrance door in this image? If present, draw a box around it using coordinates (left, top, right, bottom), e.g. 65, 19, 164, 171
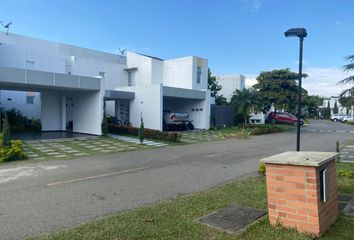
66, 97, 73, 131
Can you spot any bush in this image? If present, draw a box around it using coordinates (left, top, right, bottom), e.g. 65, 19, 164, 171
108, 125, 182, 143
258, 163, 266, 176
245, 125, 287, 135
2, 112, 12, 147
0, 139, 27, 162
1, 108, 41, 132
338, 169, 354, 178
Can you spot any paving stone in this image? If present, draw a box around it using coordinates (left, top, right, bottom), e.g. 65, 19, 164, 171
54, 155, 68, 158
65, 150, 80, 154
28, 154, 39, 158
47, 152, 60, 156
73, 153, 88, 156
91, 147, 103, 151
40, 149, 55, 153
100, 150, 113, 153
199, 205, 266, 233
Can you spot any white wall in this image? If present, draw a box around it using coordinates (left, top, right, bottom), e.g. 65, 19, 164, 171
0, 90, 41, 119
0, 32, 127, 91
216, 74, 246, 102
120, 85, 163, 130
41, 91, 62, 131
72, 91, 103, 135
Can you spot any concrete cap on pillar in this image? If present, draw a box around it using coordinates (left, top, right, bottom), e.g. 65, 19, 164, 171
260, 151, 339, 167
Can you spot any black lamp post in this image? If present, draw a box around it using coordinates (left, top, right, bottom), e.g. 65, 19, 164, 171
284, 28, 307, 151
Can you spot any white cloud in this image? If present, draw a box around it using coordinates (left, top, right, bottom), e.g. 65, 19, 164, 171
243, 0, 262, 12
303, 67, 351, 97
244, 67, 352, 97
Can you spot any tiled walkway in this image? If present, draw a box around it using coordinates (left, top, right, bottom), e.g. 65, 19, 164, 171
340, 144, 354, 163
180, 130, 222, 144
24, 136, 153, 161
108, 134, 168, 147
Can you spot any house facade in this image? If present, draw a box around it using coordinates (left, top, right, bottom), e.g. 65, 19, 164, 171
0, 32, 211, 135
322, 96, 350, 115
215, 74, 245, 102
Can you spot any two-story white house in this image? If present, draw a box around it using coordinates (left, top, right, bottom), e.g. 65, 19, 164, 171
0, 32, 211, 135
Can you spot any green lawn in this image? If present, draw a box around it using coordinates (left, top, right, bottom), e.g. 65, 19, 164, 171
31, 162, 354, 240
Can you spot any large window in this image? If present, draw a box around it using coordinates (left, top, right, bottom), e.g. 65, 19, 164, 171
196, 67, 202, 84
128, 72, 134, 86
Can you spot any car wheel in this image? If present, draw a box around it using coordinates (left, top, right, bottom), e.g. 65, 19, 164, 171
187, 122, 194, 130
300, 121, 304, 126
333, 118, 338, 122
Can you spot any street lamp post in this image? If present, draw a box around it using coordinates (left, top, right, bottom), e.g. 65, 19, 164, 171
285, 28, 307, 151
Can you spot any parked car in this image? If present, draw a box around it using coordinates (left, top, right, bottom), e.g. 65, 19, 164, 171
163, 108, 194, 130
267, 111, 304, 126
330, 114, 343, 122
342, 114, 354, 123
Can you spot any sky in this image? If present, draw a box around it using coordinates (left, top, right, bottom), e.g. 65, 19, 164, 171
0, 0, 353, 97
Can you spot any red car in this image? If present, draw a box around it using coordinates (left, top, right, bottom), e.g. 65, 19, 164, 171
267, 112, 304, 125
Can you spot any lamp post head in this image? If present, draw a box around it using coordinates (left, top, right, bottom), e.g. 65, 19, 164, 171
284, 28, 307, 38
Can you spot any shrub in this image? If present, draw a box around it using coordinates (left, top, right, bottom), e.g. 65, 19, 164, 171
138, 118, 144, 144
108, 125, 182, 143
31, 118, 42, 132
2, 112, 12, 147
258, 163, 266, 176
1, 108, 41, 132
338, 169, 354, 178
101, 100, 108, 136
0, 139, 27, 162
246, 125, 287, 135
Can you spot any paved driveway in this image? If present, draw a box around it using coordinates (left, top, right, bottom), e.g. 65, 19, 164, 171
1, 120, 353, 240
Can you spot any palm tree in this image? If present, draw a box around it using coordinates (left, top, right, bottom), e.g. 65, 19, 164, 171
230, 88, 260, 125
338, 54, 354, 96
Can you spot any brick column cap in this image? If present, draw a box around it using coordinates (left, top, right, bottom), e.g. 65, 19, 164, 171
260, 151, 338, 167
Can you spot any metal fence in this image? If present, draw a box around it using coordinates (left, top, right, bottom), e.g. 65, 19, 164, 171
210, 105, 235, 127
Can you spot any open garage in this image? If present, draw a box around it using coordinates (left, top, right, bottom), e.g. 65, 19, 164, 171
162, 86, 210, 131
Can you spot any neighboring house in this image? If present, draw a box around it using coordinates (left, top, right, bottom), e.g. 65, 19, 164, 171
216, 74, 245, 102
322, 96, 350, 115
0, 31, 211, 135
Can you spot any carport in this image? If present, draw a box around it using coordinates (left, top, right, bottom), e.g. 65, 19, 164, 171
162, 86, 210, 130
0, 66, 103, 135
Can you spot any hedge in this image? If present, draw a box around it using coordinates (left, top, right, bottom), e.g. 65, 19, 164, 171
108, 125, 182, 143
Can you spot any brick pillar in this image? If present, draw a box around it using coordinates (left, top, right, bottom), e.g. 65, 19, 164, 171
261, 152, 338, 236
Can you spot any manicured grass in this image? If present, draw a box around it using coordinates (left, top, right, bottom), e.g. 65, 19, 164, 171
336, 162, 354, 194
31, 162, 354, 240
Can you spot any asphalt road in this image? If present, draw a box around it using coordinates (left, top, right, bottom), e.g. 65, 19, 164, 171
1, 120, 353, 240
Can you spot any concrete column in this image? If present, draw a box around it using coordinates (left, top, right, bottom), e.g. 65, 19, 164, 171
61, 97, 66, 131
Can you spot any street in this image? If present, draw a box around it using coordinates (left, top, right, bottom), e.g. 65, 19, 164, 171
1, 120, 353, 240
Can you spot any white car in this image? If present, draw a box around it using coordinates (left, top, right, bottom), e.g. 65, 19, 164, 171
330, 114, 343, 122
342, 115, 354, 123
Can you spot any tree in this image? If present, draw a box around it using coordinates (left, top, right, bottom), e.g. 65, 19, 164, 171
215, 95, 228, 105
302, 95, 324, 118
208, 68, 222, 97
253, 69, 307, 112
138, 116, 144, 144
101, 99, 108, 136
338, 54, 354, 95
324, 100, 331, 119
2, 112, 11, 148
333, 100, 338, 114
230, 88, 260, 125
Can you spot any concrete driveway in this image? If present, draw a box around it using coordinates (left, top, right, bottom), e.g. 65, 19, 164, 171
1, 120, 353, 239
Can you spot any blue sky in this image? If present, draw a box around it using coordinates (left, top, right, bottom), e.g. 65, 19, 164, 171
1, 0, 353, 97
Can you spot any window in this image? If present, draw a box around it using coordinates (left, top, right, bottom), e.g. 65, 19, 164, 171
197, 67, 202, 84
128, 72, 134, 86
26, 96, 34, 104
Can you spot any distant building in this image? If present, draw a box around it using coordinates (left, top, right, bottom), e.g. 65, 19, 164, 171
322, 96, 349, 115
216, 74, 245, 102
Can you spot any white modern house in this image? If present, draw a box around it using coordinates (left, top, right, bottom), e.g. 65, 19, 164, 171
322, 96, 350, 115
215, 74, 245, 102
0, 32, 211, 135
